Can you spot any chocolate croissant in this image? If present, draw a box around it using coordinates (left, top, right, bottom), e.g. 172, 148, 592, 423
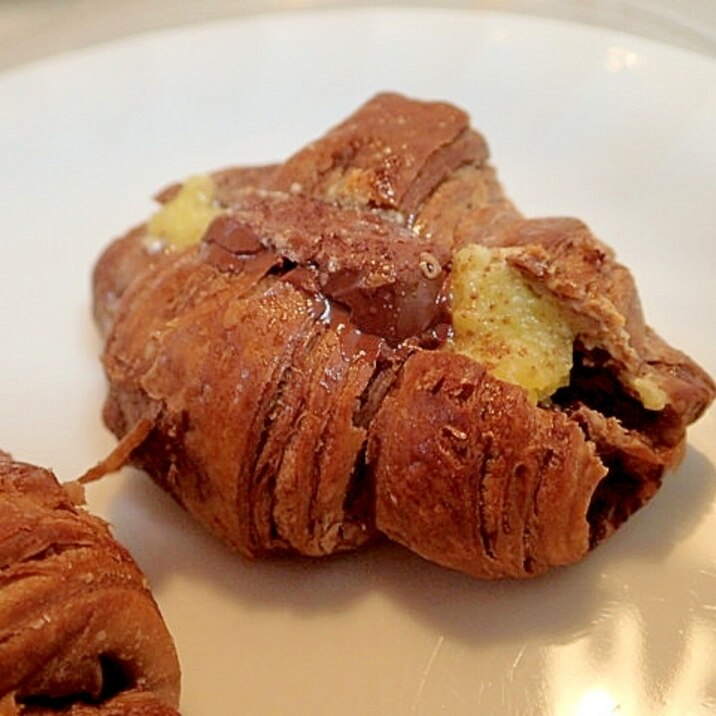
91, 93, 715, 578
0, 452, 180, 714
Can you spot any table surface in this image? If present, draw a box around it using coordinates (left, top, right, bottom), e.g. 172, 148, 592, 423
1, 0, 715, 73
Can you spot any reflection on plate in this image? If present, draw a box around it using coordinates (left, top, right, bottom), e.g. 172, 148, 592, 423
0, 9, 714, 716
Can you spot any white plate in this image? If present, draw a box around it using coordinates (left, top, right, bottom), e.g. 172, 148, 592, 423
1, 8, 715, 715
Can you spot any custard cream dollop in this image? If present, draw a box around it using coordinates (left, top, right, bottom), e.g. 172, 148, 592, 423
449, 244, 574, 404
147, 174, 221, 250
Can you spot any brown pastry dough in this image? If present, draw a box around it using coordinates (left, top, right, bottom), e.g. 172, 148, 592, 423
91, 93, 715, 577
0, 452, 180, 714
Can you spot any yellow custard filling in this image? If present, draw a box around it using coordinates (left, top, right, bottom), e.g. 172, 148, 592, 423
630, 375, 668, 411
147, 174, 221, 250
448, 244, 575, 404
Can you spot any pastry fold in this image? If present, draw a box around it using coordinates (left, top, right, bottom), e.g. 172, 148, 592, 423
0, 453, 180, 714
92, 93, 714, 577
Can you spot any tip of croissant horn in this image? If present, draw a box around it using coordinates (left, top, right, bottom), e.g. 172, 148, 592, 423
61, 479, 87, 506
79, 406, 160, 486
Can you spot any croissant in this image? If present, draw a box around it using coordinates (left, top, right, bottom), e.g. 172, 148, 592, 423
91, 93, 715, 578
0, 452, 180, 714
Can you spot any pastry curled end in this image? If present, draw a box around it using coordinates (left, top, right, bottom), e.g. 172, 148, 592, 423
368, 351, 607, 578
0, 454, 180, 714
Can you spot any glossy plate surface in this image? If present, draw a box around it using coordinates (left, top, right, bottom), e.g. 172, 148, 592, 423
0, 9, 714, 715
